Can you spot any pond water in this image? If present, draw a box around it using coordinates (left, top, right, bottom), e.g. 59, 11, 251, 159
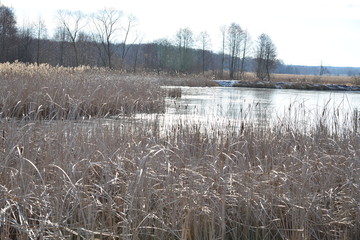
162, 86, 360, 129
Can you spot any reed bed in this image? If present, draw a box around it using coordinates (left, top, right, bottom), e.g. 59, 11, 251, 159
1, 63, 360, 239
271, 74, 355, 85
240, 72, 355, 85
1, 109, 360, 239
0, 62, 165, 120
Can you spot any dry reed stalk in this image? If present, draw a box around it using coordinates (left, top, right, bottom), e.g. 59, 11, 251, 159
272, 73, 355, 85
1, 106, 359, 239
0, 62, 165, 120
240, 72, 355, 85
1, 63, 359, 239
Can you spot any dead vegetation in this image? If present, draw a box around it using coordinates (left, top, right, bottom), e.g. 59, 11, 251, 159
1, 63, 360, 239
238, 72, 355, 85
0, 62, 166, 120
1, 110, 360, 239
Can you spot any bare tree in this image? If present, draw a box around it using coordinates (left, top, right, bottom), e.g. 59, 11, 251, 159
255, 33, 277, 81
77, 31, 97, 66
319, 61, 329, 76
149, 38, 174, 73
53, 26, 67, 66
132, 37, 143, 73
17, 20, 34, 63
0, 6, 17, 62
35, 16, 47, 65
199, 31, 211, 75
239, 30, 250, 78
227, 23, 244, 79
120, 15, 138, 69
91, 8, 122, 69
56, 10, 86, 66
219, 25, 226, 78
175, 27, 194, 72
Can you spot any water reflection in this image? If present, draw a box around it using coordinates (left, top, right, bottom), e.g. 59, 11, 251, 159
163, 86, 360, 129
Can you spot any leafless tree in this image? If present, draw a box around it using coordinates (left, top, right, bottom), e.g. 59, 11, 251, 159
35, 16, 47, 65
56, 10, 86, 66
175, 27, 194, 72
131, 37, 143, 73
0, 6, 17, 62
219, 25, 226, 78
77, 32, 97, 66
199, 31, 211, 75
53, 26, 67, 66
255, 33, 277, 81
149, 38, 174, 73
91, 8, 122, 69
319, 61, 329, 76
17, 20, 34, 63
176, 27, 194, 51
120, 15, 138, 69
227, 23, 244, 79
239, 30, 250, 78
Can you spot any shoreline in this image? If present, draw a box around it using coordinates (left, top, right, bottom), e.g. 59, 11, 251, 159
215, 80, 360, 91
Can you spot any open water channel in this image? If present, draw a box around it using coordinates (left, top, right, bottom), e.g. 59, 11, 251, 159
161, 86, 360, 130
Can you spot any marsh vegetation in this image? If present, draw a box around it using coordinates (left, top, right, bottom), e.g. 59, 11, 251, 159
1, 63, 360, 239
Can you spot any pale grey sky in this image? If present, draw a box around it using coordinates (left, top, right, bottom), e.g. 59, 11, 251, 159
3, 0, 360, 67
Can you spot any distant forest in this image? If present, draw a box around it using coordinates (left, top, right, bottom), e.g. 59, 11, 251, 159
1, 5, 359, 78
275, 65, 360, 76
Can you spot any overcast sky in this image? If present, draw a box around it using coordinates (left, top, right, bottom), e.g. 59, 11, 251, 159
2, 0, 360, 67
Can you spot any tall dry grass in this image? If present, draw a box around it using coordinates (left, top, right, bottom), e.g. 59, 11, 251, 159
239, 72, 355, 85
271, 74, 355, 85
1, 108, 360, 239
1, 63, 360, 239
0, 62, 165, 120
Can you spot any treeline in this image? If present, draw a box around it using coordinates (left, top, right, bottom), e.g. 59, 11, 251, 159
276, 64, 360, 76
4, 4, 356, 79
0, 5, 281, 80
